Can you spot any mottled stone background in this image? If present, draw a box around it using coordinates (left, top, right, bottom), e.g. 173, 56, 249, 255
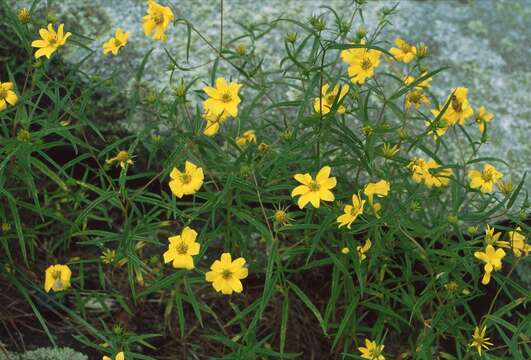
13, 0, 531, 187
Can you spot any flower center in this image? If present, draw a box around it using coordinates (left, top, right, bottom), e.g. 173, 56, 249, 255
308, 181, 320, 192
325, 94, 336, 104
180, 173, 192, 184
275, 210, 287, 222
408, 91, 422, 103
176, 242, 188, 255
48, 37, 57, 46
361, 58, 372, 70
153, 13, 165, 25
451, 95, 462, 113
52, 271, 63, 288
482, 170, 494, 182
113, 38, 122, 47
221, 269, 233, 279
0, 89, 6, 100
221, 93, 233, 103
401, 43, 412, 53
116, 151, 129, 162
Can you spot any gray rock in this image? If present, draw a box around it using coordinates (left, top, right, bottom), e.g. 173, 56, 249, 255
11, 0, 531, 187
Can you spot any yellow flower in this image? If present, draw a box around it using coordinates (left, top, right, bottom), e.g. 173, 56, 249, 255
106, 150, 134, 169
103, 28, 129, 56
0, 81, 18, 111
168, 161, 204, 198
469, 326, 493, 356
484, 225, 509, 248
32, 23, 71, 59
508, 227, 530, 257
474, 245, 506, 285
202, 110, 231, 136
363, 180, 390, 206
425, 115, 450, 139
337, 192, 365, 229
205, 253, 248, 295
356, 239, 372, 262
273, 206, 292, 225
291, 166, 337, 209
468, 164, 503, 193
44, 264, 72, 292
258, 142, 270, 154
163, 227, 200, 269
103, 352, 125, 360
313, 83, 349, 114
341, 247, 350, 254
364, 180, 390, 217
381, 143, 399, 158
358, 338, 385, 360
346, 49, 381, 85
142, 0, 174, 41
100, 248, 117, 264
409, 158, 453, 188
474, 106, 494, 133
389, 37, 417, 63
441, 87, 474, 125
18, 8, 31, 24
203, 77, 242, 118
1, 223, 11, 233
403, 74, 432, 89
496, 179, 513, 195
236, 130, 257, 147
405, 89, 430, 109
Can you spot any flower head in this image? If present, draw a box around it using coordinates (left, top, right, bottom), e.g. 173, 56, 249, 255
358, 338, 385, 360
103, 352, 125, 360
203, 77, 242, 118
18, 8, 31, 24
100, 248, 117, 264
469, 326, 493, 356
0, 82, 17, 111
474, 245, 506, 285
484, 225, 509, 248
364, 180, 390, 205
409, 158, 453, 188
236, 130, 257, 147
313, 83, 349, 114
405, 89, 430, 109
389, 37, 417, 63
341, 247, 350, 254
143, 0, 174, 41
341, 40, 381, 84
337, 192, 365, 229
404, 74, 432, 89
508, 227, 530, 257
163, 227, 200, 269
103, 28, 129, 56
381, 143, 400, 158
205, 253, 248, 295
426, 113, 450, 139
468, 164, 503, 193
291, 166, 337, 209
474, 106, 494, 133
44, 264, 72, 292
202, 110, 231, 136
273, 205, 292, 225
357, 239, 372, 262
441, 87, 474, 125
106, 150, 134, 169
168, 161, 204, 198
32, 23, 71, 59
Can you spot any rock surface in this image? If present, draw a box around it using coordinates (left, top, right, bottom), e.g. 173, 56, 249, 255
12, 0, 531, 185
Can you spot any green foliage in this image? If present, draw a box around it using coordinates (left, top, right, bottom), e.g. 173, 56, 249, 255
0, 1, 529, 359
0, 346, 88, 360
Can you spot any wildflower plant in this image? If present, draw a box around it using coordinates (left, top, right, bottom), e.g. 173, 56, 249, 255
0, 1, 529, 359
